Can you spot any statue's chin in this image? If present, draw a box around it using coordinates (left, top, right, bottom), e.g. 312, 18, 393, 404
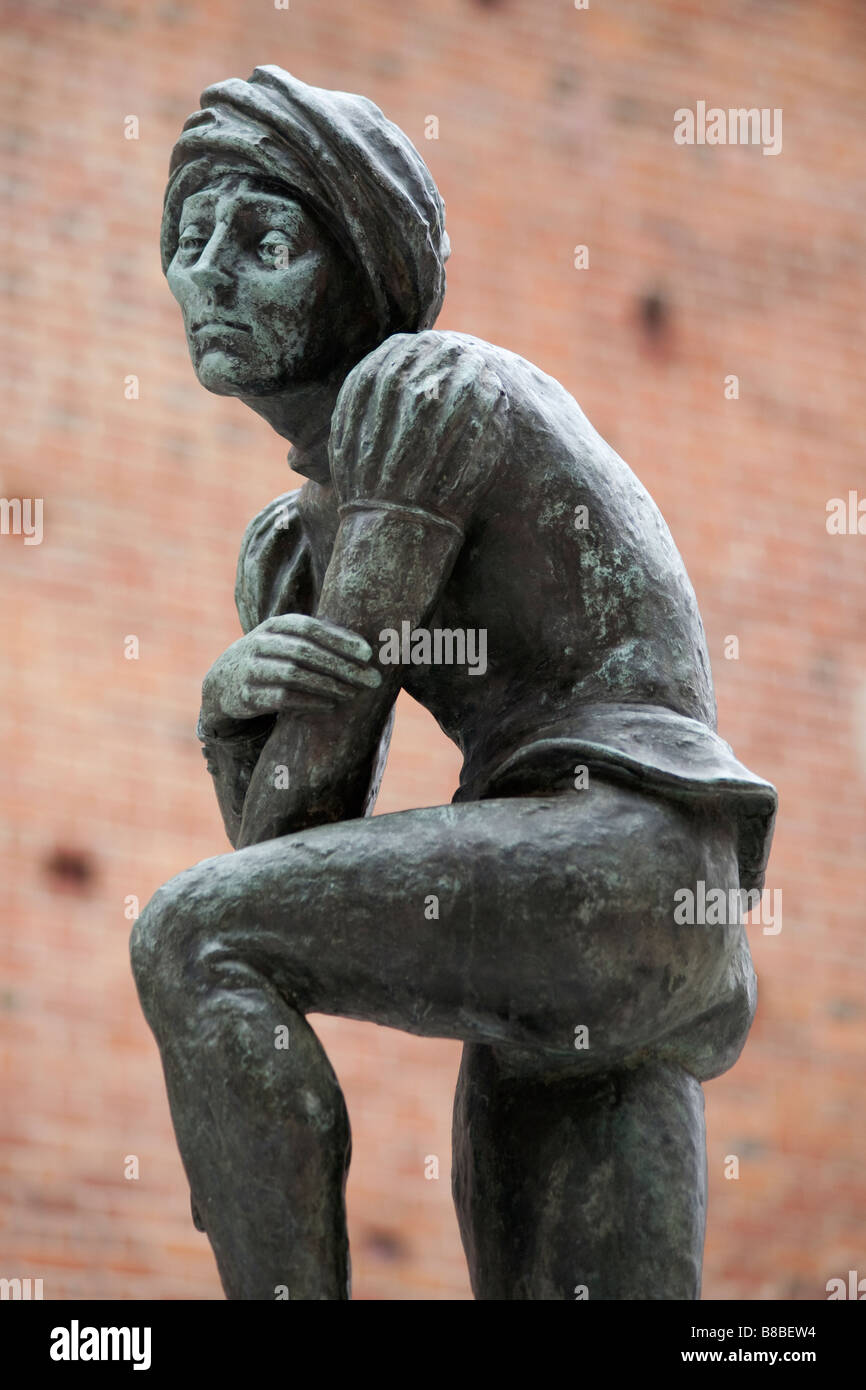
194, 350, 281, 398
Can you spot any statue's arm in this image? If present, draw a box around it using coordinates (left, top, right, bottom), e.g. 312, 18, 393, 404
198, 622, 396, 849
197, 490, 388, 849
236, 333, 510, 848
235, 511, 461, 846
196, 711, 278, 849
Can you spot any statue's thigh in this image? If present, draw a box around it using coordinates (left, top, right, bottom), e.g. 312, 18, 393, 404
179, 778, 751, 1066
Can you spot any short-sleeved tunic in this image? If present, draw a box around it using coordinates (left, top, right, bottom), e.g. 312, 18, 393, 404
231, 330, 777, 893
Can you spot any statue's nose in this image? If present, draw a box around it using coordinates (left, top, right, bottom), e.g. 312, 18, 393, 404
188, 227, 233, 291
189, 263, 231, 291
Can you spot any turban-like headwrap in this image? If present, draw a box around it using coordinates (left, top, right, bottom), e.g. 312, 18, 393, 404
160, 65, 450, 337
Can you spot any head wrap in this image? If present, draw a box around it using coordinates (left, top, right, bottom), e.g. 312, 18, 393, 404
160, 65, 450, 337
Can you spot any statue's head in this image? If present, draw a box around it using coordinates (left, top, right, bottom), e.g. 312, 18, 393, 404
161, 67, 450, 402
165, 169, 370, 397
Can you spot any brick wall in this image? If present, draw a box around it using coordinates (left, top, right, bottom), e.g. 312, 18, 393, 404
1, 0, 863, 1300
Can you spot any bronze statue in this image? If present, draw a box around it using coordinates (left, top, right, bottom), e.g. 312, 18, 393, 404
131, 66, 777, 1300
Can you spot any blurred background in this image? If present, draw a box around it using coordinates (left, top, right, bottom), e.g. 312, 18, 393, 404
1, 0, 864, 1300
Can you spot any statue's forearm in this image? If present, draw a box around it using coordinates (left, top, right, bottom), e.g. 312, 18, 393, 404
236, 507, 463, 847
234, 688, 395, 847
196, 712, 277, 849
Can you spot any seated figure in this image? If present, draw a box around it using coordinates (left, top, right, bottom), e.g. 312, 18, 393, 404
131, 66, 777, 1301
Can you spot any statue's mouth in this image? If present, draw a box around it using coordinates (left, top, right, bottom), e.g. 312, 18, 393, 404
192, 319, 250, 335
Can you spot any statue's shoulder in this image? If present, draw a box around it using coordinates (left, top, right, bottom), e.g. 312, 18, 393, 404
343, 329, 510, 395
351, 329, 588, 432
234, 488, 314, 633
341, 329, 587, 437
331, 331, 512, 522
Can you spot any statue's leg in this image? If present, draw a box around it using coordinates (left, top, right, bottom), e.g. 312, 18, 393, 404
138, 985, 352, 1301
452, 1046, 707, 1300
130, 782, 751, 1300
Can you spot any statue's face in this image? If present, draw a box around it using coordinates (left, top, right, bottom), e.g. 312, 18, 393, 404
167, 173, 360, 396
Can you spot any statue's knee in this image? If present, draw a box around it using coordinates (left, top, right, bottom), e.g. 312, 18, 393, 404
130, 884, 169, 1015
130, 863, 210, 1014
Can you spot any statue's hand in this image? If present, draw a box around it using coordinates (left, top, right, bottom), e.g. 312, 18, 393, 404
199, 613, 381, 738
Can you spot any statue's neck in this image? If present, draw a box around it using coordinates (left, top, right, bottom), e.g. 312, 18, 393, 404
240, 370, 345, 485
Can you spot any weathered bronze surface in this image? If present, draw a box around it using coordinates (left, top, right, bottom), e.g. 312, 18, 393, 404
131, 67, 777, 1300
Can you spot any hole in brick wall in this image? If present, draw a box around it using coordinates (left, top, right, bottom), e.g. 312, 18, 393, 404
810, 651, 838, 686
371, 52, 404, 80
637, 290, 670, 342
734, 1139, 766, 1160
362, 1227, 410, 1262
611, 94, 643, 126
159, 3, 192, 26
785, 1276, 819, 1299
551, 66, 581, 98
827, 998, 864, 1021
43, 847, 96, 893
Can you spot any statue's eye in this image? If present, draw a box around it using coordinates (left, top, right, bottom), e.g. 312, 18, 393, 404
178, 226, 207, 255
258, 230, 292, 265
